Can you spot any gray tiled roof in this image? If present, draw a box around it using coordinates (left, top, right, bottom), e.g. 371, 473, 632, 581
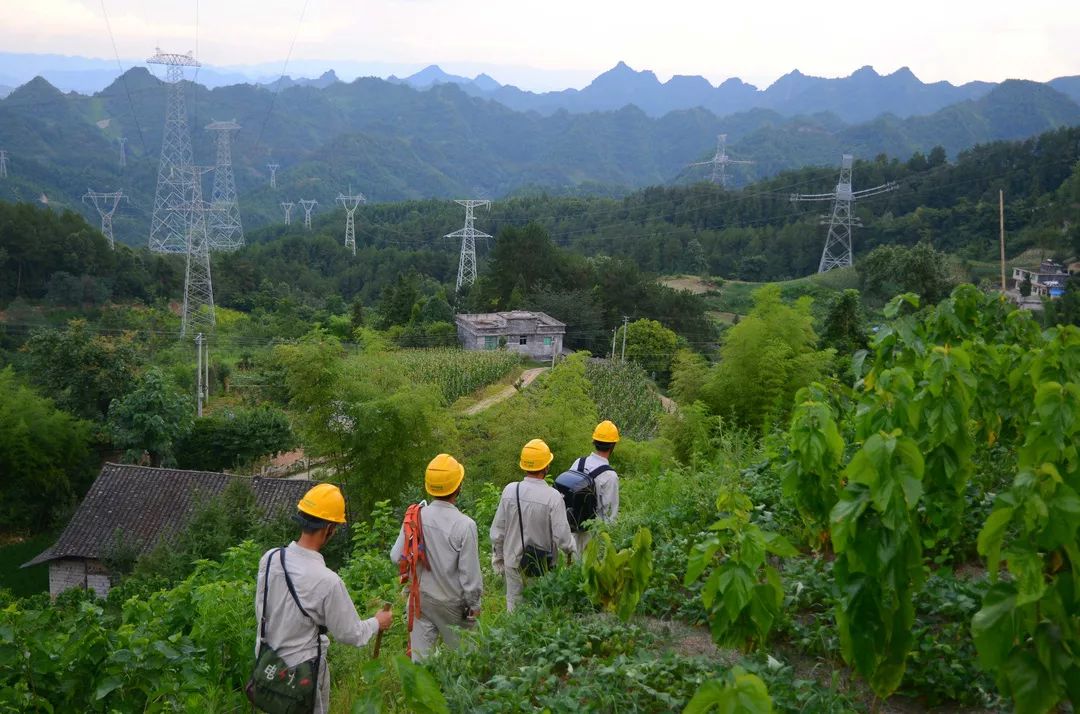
24, 463, 314, 567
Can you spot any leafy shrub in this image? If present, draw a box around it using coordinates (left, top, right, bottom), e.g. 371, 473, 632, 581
581, 527, 654, 620
174, 405, 297, 472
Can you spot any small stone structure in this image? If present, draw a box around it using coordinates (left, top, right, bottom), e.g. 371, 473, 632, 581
24, 463, 313, 599
455, 311, 566, 361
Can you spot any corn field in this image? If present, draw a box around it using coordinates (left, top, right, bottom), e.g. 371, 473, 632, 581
585, 360, 664, 440
397, 348, 522, 404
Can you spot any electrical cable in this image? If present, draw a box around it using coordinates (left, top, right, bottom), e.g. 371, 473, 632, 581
98, 0, 148, 154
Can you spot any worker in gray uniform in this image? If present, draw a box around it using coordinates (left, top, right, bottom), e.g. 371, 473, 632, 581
490, 438, 576, 611
255, 483, 393, 714
390, 453, 483, 661
570, 419, 621, 554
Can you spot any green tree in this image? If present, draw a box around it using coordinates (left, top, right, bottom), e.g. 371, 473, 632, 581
617, 318, 678, 377
22, 320, 143, 420
107, 368, 193, 467
858, 242, 955, 306
174, 407, 297, 472
700, 286, 833, 431
0, 368, 95, 530
669, 348, 710, 405
820, 288, 868, 355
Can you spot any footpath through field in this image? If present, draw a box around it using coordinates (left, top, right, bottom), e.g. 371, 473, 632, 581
461, 367, 547, 415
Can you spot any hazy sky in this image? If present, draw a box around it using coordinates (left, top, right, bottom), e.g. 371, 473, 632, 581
2, 0, 1078, 90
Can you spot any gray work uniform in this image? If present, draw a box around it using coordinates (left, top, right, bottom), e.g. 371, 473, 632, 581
489, 476, 576, 611
390, 500, 482, 661
255, 542, 380, 714
570, 453, 620, 554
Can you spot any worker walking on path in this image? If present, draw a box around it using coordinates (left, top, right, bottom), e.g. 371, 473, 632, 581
490, 438, 576, 612
254, 483, 393, 714
390, 453, 483, 662
570, 420, 621, 554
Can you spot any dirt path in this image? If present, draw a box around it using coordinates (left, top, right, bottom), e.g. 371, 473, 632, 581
462, 367, 548, 415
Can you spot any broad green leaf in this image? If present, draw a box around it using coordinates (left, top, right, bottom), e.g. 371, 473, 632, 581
393, 655, 450, 714
977, 507, 1014, 580
972, 583, 1018, 670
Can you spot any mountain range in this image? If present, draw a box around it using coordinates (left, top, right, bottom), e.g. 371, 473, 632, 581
0, 64, 1078, 248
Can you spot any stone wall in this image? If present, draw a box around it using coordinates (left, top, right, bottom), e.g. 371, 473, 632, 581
48, 558, 111, 599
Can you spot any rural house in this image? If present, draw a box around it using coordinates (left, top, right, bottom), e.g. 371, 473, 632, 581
455, 311, 566, 360
23, 463, 314, 599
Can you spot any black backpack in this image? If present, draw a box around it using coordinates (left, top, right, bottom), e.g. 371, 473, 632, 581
554, 457, 613, 532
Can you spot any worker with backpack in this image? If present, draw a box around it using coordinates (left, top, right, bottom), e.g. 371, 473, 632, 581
490, 439, 576, 611
554, 420, 621, 554
390, 454, 482, 662
249, 483, 393, 714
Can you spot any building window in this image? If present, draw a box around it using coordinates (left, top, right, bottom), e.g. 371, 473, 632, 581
484, 336, 498, 350
519, 336, 528, 345
543, 337, 553, 346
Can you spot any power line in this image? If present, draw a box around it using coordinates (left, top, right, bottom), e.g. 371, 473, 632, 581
253, 0, 312, 152
98, 0, 147, 154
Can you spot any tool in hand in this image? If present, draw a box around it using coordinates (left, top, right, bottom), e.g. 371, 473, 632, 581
372, 603, 392, 659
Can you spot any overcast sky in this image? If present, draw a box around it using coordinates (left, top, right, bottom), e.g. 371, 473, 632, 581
2, 0, 1078, 90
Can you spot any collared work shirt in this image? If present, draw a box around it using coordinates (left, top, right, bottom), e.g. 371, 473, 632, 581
390, 500, 483, 611
490, 476, 576, 569
574, 453, 620, 523
255, 542, 379, 665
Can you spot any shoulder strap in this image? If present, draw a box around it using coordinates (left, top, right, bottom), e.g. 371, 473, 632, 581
278, 547, 312, 620
587, 464, 613, 479
516, 482, 526, 552
258, 550, 274, 641
575, 457, 588, 472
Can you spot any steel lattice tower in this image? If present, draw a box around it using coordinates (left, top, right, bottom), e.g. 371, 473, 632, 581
118, 137, 127, 168
82, 189, 127, 249
281, 201, 294, 225
299, 199, 318, 230
148, 49, 200, 253
267, 163, 279, 189
336, 188, 367, 255
179, 165, 216, 337
444, 199, 492, 291
0, 150, 8, 178
791, 154, 898, 272
688, 134, 753, 188
205, 119, 244, 251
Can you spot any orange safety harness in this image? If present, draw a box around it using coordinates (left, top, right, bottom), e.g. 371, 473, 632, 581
398, 502, 428, 656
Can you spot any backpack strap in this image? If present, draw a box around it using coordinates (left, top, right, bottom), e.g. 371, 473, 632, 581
258, 550, 274, 642
516, 482, 527, 554
278, 547, 328, 636
587, 464, 613, 479
575, 457, 588, 473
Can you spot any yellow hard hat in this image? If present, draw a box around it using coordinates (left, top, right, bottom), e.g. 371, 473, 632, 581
592, 420, 621, 443
519, 438, 554, 472
426, 453, 465, 497
297, 483, 347, 524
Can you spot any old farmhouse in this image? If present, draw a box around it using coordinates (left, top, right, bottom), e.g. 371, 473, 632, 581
455, 311, 566, 360
23, 463, 313, 598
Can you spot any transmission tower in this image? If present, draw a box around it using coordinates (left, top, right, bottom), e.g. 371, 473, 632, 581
281, 201, 295, 225
205, 119, 244, 251
336, 188, 367, 255
689, 134, 752, 188
790, 154, 898, 272
444, 199, 492, 291
118, 137, 127, 168
147, 48, 200, 254
267, 163, 279, 189
0, 150, 8, 178
82, 190, 128, 249
299, 199, 318, 230
179, 165, 216, 337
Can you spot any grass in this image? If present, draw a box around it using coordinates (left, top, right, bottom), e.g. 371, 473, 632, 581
0, 532, 54, 597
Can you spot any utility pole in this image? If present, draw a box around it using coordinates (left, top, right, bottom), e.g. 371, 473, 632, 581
336, 187, 367, 255
791, 154, 898, 273
267, 163, 279, 189
195, 332, 204, 417
179, 165, 216, 338
147, 48, 200, 254
205, 119, 244, 251
82, 189, 128, 249
444, 199, 492, 291
621, 316, 629, 361
0, 150, 8, 178
611, 329, 617, 360
688, 134, 753, 188
999, 190, 1006, 291
281, 201, 294, 225
118, 137, 127, 169
299, 199, 318, 230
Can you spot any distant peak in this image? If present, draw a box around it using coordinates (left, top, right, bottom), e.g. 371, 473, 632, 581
851, 65, 880, 78
319, 70, 339, 80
